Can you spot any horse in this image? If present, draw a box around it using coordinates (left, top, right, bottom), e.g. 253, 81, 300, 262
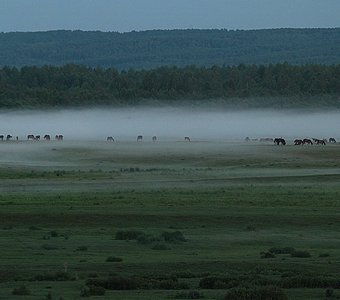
303, 138, 313, 145
274, 138, 286, 145
0, 135, 3, 141
184, 136, 191, 142
55, 135, 63, 141
6, 134, 12, 141
329, 137, 336, 144
27, 134, 35, 140
244, 137, 250, 142
35, 135, 40, 141
107, 136, 114, 142
313, 138, 326, 145
294, 139, 303, 145
137, 135, 143, 142
152, 136, 157, 142
44, 134, 51, 141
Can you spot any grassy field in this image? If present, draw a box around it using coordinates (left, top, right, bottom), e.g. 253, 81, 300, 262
0, 139, 339, 299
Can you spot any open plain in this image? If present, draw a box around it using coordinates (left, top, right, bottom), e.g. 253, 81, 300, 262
0, 138, 340, 299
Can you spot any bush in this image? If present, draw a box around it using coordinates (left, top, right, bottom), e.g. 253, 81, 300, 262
33, 271, 74, 281
115, 230, 144, 240
76, 246, 88, 251
161, 231, 186, 242
12, 285, 31, 295
269, 247, 295, 254
319, 253, 330, 258
290, 250, 311, 258
137, 233, 160, 244
224, 286, 287, 300
280, 276, 340, 289
106, 256, 123, 262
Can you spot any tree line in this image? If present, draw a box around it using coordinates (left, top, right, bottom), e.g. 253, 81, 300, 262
0, 63, 340, 108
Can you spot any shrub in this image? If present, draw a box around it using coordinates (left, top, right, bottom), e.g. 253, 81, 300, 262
319, 253, 330, 258
106, 256, 123, 262
290, 250, 311, 258
224, 286, 287, 300
137, 233, 159, 244
161, 231, 186, 242
269, 247, 295, 254
33, 271, 74, 281
115, 230, 144, 240
280, 276, 340, 289
12, 285, 31, 295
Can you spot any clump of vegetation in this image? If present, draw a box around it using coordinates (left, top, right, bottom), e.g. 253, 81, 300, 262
224, 286, 287, 300
29, 225, 41, 230
325, 288, 335, 298
41, 244, 58, 250
12, 285, 31, 295
290, 250, 311, 258
137, 233, 160, 245
50, 230, 59, 237
245, 225, 256, 231
81, 285, 106, 297
280, 275, 340, 288
319, 253, 330, 258
161, 231, 186, 242
106, 256, 123, 262
115, 230, 144, 240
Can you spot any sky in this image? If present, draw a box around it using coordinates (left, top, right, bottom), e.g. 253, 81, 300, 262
0, 0, 339, 33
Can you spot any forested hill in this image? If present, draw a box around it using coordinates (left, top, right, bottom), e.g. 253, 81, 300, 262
1, 64, 340, 109
1, 28, 340, 69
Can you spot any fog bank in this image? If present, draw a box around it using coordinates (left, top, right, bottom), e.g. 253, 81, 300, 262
0, 108, 339, 140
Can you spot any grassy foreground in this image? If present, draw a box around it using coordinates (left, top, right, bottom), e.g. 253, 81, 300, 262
0, 140, 339, 299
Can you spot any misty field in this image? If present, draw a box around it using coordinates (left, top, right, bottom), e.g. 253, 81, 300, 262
0, 139, 340, 299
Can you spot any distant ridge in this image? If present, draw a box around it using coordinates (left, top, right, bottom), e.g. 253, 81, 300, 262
1, 28, 340, 69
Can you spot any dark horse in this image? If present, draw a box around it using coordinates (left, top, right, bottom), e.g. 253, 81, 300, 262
274, 138, 286, 145
27, 134, 35, 140
137, 135, 143, 141
313, 138, 326, 145
152, 136, 157, 142
44, 134, 51, 141
184, 136, 191, 142
35, 135, 40, 141
294, 139, 303, 145
6, 134, 12, 141
0, 135, 3, 141
107, 136, 114, 142
55, 135, 63, 141
303, 138, 313, 145
329, 137, 336, 144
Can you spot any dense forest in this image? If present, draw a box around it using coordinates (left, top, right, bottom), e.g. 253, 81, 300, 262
1, 28, 340, 69
0, 63, 340, 108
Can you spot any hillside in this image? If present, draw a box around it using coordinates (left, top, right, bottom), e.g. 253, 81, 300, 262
1, 28, 340, 69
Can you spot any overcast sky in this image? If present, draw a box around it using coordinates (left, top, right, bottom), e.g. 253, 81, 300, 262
0, 0, 339, 33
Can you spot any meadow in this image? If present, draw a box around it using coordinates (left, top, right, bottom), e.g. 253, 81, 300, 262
0, 139, 339, 299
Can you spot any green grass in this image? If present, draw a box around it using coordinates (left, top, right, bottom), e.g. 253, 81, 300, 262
0, 141, 339, 299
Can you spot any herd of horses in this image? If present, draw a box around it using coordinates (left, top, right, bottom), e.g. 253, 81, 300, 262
106, 136, 192, 142
245, 136, 336, 146
0, 134, 64, 141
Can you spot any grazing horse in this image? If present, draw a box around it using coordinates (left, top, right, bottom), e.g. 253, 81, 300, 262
184, 136, 191, 142
0, 135, 3, 141
55, 135, 63, 141
44, 134, 51, 141
244, 137, 250, 142
152, 136, 157, 142
274, 138, 286, 145
294, 139, 303, 145
329, 137, 336, 144
35, 135, 40, 141
6, 134, 12, 141
137, 135, 143, 142
27, 134, 35, 140
313, 138, 326, 145
107, 136, 114, 142
303, 138, 313, 145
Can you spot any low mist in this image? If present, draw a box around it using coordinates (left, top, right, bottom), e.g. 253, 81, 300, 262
0, 107, 339, 141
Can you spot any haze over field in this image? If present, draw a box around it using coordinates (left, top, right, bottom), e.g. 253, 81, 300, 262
0, 108, 339, 140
